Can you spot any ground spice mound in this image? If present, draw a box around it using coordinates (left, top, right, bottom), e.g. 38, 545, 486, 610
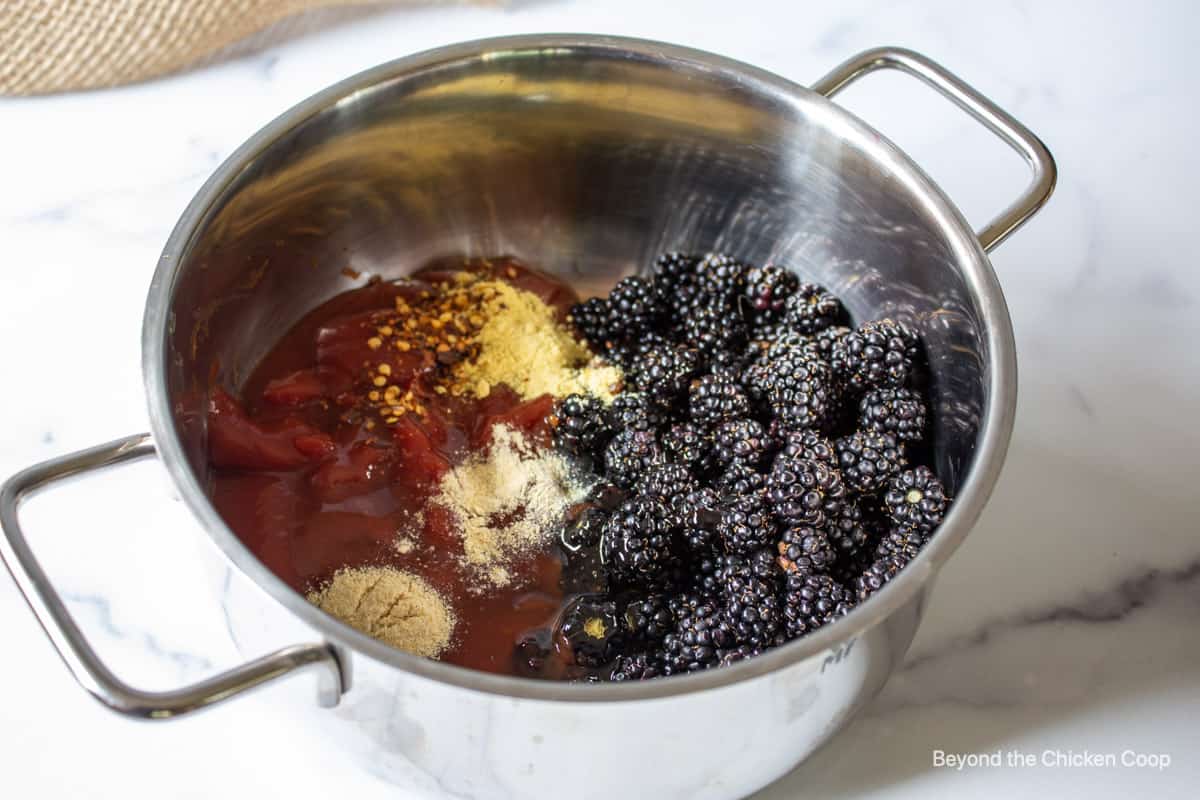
435, 424, 592, 589
359, 269, 620, 424
456, 280, 621, 402
306, 567, 455, 658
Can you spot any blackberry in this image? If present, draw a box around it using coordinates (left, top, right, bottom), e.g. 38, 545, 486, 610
718, 644, 766, 666
607, 392, 666, 433
630, 343, 701, 400
741, 357, 769, 402
832, 319, 921, 390
876, 526, 927, 561
678, 484, 721, 519
600, 497, 676, 582
782, 282, 843, 334
688, 372, 750, 429
601, 331, 671, 371
743, 265, 799, 325
610, 651, 665, 681
550, 393, 611, 459
745, 321, 786, 350
690, 551, 730, 597
676, 485, 722, 550
565, 255, 951, 676
607, 275, 665, 337
801, 325, 851, 363
652, 252, 702, 306
744, 346, 834, 431
777, 428, 837, 467
712, 417, 773, 468
561, 505, 607, 551
567, 296, 614, 346
695, 253, 749, 303
777, 525, 837, 574
680, 526, 718, 553
828, 497, 873, 557
638, 462, 696, 505
622, 593, 675, 644
746, 547, 784, 580
708, 346, 753, 381
859, 387, 927, 443
663, 593, 736, 673
653, 251, 700, 287
884, 466, 949, 532
713, 461, 766, 497
681, 299, 749, 355
757, 328, 808, 359
711, 549, 779, 584
836, 431, 906, 493
661, 422, 715, 476
765, 455, 846, 528
556, 597, 622, 667
603, 429, 663, 488
782, 572, 850, 639
854, 551, 913, 602
722, 557, 784, 648
717, 491, 777, 554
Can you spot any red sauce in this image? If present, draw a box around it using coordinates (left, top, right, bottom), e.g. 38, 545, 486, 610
206, 260, 599, 676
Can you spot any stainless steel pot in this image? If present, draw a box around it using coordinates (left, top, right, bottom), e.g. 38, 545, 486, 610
1, 37, 1054, 798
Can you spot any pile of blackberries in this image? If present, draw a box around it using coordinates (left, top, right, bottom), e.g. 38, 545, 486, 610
547, 253, 950, 680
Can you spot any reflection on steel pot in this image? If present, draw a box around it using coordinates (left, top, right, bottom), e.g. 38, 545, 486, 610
1, 37, 1053, 799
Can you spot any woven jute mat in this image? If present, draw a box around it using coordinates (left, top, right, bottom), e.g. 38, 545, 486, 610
1, 0, 471, 95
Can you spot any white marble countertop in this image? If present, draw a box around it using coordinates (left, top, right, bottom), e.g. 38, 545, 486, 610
1, 0, 1197, 796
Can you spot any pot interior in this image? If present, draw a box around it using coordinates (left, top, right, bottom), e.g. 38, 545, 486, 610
157, 39, 995, 534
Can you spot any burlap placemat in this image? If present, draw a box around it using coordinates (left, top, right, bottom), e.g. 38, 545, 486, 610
1, 1, 470, 96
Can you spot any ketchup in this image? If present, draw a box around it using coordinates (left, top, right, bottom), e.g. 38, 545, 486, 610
207, 260, 591, 676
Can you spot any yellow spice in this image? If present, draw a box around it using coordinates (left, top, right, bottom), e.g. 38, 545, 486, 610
434, 424, 592, 590
453, 280, 621, 403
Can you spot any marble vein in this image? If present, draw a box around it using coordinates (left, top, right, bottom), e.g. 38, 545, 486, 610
904, 558, 1200, 673
63, 590, 215, 677
865, 558, 1200, 717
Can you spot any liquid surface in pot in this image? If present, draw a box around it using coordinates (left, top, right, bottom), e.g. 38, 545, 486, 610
208, 259, 607, 677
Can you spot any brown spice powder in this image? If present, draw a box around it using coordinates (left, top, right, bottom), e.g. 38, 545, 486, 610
306, 567, 455, 659
434, 424, 592, 589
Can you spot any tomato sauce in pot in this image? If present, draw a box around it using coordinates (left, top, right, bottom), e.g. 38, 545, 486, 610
206, 260, 603, 677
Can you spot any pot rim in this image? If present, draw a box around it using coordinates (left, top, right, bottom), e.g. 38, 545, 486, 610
142, 33, 1017, 703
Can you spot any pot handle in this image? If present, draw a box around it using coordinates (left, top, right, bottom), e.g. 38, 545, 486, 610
812, 47, 1057, 252
0, 433, 345, 719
